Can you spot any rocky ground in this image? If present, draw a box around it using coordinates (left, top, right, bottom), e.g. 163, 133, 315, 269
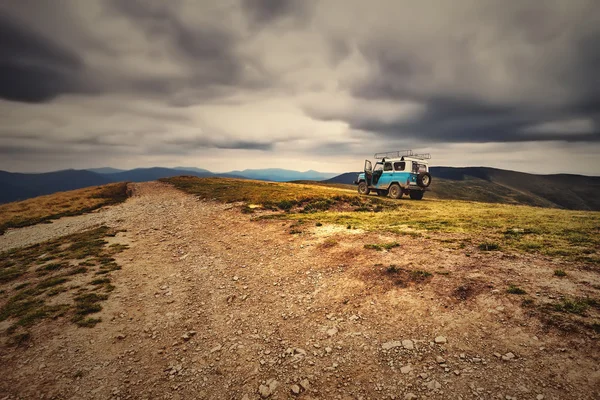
1, 181, 598, 399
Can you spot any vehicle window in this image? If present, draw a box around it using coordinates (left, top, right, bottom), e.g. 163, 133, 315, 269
412, 162, 419, 172
383, 162, 392, 171
394, 162, 405, 171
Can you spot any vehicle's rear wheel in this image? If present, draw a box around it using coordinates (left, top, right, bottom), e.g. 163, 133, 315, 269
417, 172, 432, 188
376, 189, 388, 196
358, 181, 370, 195
389, 184, 402, 199
409, 190, 424, 200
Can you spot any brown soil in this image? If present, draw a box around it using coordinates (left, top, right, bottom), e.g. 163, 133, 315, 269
1, 182, 598, 399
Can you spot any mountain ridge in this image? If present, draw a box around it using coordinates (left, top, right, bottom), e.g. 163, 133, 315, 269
1, 166, 599, 210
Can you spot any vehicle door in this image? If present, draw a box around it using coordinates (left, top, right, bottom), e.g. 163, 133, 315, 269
364, 160, 373, 186
376, 161, 394, 188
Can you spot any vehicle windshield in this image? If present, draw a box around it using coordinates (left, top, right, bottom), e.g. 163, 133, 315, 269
374, 163, 383, 171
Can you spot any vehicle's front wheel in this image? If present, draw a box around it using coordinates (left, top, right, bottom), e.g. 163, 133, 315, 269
358, 181, 370, 195
409, 191, 424, 200
389, 184, 402, 199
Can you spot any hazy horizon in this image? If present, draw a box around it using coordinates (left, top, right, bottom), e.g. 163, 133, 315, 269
1, 1, 599, 175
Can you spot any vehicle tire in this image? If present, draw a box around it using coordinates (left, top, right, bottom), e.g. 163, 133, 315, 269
358, 181, 370, 195
417, 172, 432, 188
376, 189, 389, 196
409, 191, 424, 200
388, 183, 402, 199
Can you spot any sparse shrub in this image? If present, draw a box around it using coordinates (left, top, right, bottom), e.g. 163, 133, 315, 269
241, 205, 254, 214
347, 224, 351, 229
386, 265, 399, 274
554, 269, 567, 277
277, 200, 295, 211
315, 222, 322, 227
507, 285, 526, 295
521, 298, 535, 307
478, 242, 500, 251
364, 242, 400, 251
409, 270, 432, 281
552, 298, 589, 315
8, 332, 31, 347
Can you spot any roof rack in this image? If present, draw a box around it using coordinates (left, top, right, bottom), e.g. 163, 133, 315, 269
412, 153, 431, 160
374, 150, 431, 160
374, 150, 413, 159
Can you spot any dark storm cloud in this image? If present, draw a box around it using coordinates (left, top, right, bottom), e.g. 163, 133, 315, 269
109, 0, 255, 97
242, 0, 310, 25
164, 137, 273, 151
306, 1, 600, 144
350, 98, 599, 143
0, 12, 89, 103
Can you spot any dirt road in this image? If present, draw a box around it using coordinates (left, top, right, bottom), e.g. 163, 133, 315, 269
1, 182, 598, 399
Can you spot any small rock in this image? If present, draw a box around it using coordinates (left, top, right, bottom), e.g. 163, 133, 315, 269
536, 395, 544, 400
258, 385, 270, 398
434, 336, 447, 344
402, 339, 414, 350
502, 352, 515, 361
436, 356, 445, 364
404, 393, 417, 400
181, 333, 190, 341
325, 347, 332, 354
419, 373, 429, 379
327, 327, 338, 337
400, 365, 413, 374
290, 384, 301, 395
116, 334, 126, 340
426, 380, 441, 390
382, 341, 403, 350
210, 344, 222, 353
299, 379, 310, 391
233, 276, 239, 281
493, 352, 502, 358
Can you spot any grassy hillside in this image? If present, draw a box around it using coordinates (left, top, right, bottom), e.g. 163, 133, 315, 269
164, 177, 600, 266
0, 182, 129, 235
326, 167, 600, 210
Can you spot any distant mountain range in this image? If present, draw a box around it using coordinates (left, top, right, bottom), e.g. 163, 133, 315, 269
324, 167, 600, 211
0, 167, 336, 204
1, 166, 599, 210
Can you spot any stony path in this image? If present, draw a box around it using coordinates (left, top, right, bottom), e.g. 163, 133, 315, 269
1, 182, 598, 399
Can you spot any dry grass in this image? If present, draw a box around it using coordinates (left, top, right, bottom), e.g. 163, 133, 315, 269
0, 182, 130, 235
164, 177, 600, 266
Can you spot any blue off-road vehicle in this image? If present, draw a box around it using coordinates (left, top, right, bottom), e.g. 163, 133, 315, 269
354, 150, 432, 200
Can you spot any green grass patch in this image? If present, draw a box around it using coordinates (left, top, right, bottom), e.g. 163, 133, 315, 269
507, 285, 527, 295
478, 242, 500, 251
364, 241, 400, 251
552, 298, 590, 315
554, 269, 567, 277
0, 226, 127, 333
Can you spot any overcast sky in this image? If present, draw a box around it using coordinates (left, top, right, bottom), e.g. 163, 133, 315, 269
1, 0, 599, 175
